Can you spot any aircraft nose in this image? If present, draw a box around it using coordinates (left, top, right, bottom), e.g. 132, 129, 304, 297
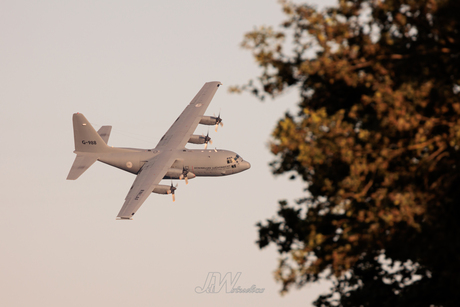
241, 161, 251, 171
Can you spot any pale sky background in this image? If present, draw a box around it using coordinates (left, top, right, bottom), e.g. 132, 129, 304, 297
1, 1, 337, 306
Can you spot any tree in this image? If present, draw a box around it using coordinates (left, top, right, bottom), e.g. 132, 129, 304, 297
232, 0, 460, 305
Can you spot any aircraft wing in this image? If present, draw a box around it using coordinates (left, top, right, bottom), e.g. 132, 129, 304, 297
116, 81, 222, 219
116, 152, 176, 219
155, 81, 222, 149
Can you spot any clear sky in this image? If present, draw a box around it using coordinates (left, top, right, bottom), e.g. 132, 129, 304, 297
1, 1, 336, 306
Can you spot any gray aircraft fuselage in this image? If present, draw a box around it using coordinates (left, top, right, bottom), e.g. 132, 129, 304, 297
97, 147, 250, 179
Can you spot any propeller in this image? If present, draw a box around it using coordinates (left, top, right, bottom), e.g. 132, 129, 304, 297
166, 182, 178, 202
179, 167, 190, 185
214, 112, 223, 132
203, 131, 212, 149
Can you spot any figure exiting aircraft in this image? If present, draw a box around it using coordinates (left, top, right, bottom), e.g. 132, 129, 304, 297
67, 81, 250, 220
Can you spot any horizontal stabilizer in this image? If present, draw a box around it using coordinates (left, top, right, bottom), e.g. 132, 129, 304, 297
66, 155, 97, 180
97, 126, 112, 144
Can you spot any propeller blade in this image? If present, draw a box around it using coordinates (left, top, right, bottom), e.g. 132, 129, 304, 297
203, 130, 211, 148
213, 110, 223, 132
169, 182, 177, 201
181, 167, 190, 184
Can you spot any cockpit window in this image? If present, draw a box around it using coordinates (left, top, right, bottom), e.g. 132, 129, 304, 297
228, 155, 243, 164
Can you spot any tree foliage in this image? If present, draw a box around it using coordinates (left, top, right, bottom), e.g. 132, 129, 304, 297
233, 0, 460, 305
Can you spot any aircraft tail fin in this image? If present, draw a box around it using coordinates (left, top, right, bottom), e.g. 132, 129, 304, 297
72, 113, 109, 153
66, 154, 97, 180
67, 113, 111, 180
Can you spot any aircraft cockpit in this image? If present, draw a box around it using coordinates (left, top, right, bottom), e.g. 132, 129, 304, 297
235, 154, 243, 163
227, 154, 244, 164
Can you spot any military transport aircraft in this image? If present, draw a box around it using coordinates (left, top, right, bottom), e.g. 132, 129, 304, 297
67, 81, 250, 220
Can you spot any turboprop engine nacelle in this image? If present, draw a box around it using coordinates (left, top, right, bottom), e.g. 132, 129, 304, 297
188, 134, 210, 145
199, 116, 218, 125
200, 114, 223, 132
163, 168, 196, 180
152, 185, 173, 195
152, 183, 177, 201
